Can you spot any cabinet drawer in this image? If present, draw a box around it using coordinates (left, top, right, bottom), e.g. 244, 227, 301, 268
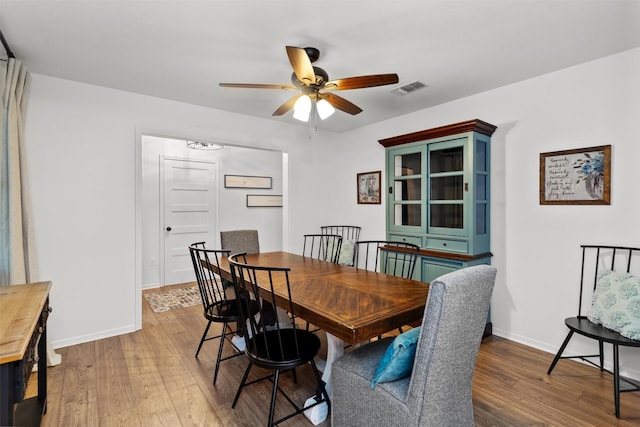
388, 234, 422, 246
424, 238, 467, 253
421, 258, 463, 283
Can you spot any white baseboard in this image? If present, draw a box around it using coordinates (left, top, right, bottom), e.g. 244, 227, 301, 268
492, 327, 640, 381
50, 324, 137, 349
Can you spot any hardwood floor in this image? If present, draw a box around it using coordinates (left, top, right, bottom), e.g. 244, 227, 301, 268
40, 284, 640, 426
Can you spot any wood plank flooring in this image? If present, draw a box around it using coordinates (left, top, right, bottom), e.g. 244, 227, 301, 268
39, 283, 640, 426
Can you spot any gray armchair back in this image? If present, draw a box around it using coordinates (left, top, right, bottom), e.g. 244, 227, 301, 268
220, 229, 260, 255
331, 264, 496, 426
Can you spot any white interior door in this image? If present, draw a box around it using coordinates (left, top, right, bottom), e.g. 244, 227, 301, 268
162, 158, 218, 285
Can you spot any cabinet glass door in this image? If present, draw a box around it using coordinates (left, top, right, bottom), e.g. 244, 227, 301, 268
428, 141, 466, 234
389, 147, 424, 229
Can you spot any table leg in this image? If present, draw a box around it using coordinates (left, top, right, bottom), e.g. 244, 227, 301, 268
304, 332, 344, 425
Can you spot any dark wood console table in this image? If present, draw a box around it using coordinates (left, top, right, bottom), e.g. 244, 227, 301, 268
0, 282, 51, 426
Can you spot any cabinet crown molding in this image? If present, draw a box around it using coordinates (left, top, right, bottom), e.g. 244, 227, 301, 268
378, 119, 497, 148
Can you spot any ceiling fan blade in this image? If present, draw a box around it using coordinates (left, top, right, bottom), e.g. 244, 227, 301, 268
322, 93, 363, 115
324, 74, 399, 91
272, 94, 301, 116
286, 46, 315, 86
219, 83, 296, 90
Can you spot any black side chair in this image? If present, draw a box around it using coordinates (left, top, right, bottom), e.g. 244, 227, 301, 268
302, 234, 343, 264
219, 229, 276, 334
228, 253, 330, 427
320, 225, 361, 242
321, 225, 361, 266
189, 243, 259, 385
354, 240, 420, 337
353, 240, 420, 279
301, 234, 342, 332
547, 245, 640, 419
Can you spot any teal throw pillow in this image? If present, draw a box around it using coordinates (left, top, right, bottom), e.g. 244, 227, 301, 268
338, 239, 355, 266
370, 327, 421, 388
588, 270, 640, 340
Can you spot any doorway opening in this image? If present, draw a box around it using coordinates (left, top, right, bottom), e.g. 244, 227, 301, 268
136, 133, 286, 329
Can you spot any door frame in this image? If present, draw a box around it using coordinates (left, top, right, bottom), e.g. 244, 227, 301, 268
160, 155, 219, 286
135, 130, 289, 331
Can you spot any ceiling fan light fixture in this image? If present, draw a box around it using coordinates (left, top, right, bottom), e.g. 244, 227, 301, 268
186, 140, 224, 150
316, 99, 335, 120
220, 46, 399, 122
293, 95, 312, 121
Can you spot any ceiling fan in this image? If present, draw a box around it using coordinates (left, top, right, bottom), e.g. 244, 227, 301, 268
219, 46, 399, 121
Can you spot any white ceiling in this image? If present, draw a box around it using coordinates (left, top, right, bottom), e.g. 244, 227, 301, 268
1, 1, 640, 133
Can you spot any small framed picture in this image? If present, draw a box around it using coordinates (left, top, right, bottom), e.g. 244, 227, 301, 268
357, 171, 382, 204
224, 175, 272, 189
539, 145, 611, 205
246, 194, 283, 207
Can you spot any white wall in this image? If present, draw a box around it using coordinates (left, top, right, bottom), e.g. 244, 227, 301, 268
284, 130, 390, 257
315, 47, 640, 377
24, 47, 640, 380
24, 74, 334, 347
140, 135, 283, 289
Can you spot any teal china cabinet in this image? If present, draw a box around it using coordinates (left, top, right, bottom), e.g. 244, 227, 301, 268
379, 119, 496, 334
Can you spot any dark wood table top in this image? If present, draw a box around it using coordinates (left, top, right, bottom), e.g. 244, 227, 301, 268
213, 252, 429, 344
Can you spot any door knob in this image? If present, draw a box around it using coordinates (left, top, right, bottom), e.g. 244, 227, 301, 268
166, 227, 172, 231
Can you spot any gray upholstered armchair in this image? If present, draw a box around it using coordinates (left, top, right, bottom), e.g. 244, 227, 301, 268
331, 264, 496, 426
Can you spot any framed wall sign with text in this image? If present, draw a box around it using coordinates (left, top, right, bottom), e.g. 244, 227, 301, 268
539, 145, 611, 205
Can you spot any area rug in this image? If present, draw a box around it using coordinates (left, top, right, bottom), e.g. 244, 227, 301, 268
144, 285, 202, 313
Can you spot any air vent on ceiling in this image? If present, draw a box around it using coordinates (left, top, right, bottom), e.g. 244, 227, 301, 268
390, 80, 427, 96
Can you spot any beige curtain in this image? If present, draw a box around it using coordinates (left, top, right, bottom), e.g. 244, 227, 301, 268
0, 58, 60, 366
0, 57, 36, 285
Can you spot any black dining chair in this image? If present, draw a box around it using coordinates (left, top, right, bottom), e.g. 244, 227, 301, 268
354, 240, 420, 336
353, 240, 420, 279
302, 234, 343, 264
320, 225, 361, 242
301, 233, 342, 332
219, 229, 278, 337
228, 253, 330, 427
321, 225, 361, 266
189, 243, 259, 385
547, 245, 640, 419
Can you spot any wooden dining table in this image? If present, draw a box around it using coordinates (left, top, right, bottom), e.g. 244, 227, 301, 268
211, 251, 430, 424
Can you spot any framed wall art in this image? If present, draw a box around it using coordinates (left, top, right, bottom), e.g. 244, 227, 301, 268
357, 171, 381, 204
224, 174, 272, 189
246, 194, 282, 207
540, 145, 611, 205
